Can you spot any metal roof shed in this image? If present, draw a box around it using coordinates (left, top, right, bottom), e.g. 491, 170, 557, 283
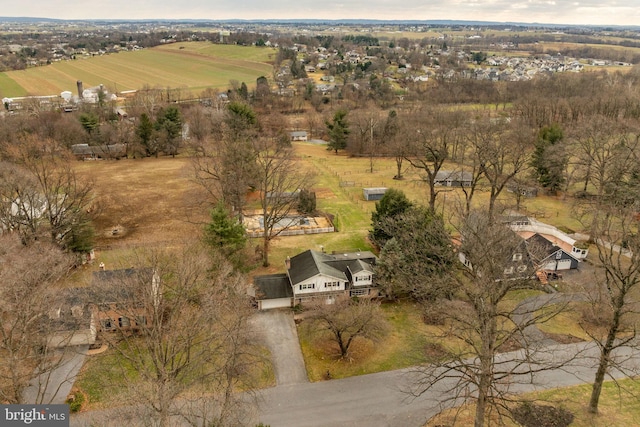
363, 187, 388, 201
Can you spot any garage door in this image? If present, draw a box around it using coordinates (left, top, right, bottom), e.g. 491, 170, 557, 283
260, 298, 292, 310
556, 259, 573, 270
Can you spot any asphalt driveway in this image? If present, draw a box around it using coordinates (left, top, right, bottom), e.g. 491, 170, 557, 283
23, 345, 89, 404
250, 310, 308, 386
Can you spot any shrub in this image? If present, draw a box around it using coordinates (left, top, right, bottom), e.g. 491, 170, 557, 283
511, 402, 574, 427
66, 390, 85, 413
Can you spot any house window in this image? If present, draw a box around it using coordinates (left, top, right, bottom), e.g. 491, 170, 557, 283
300, 283, 315, 290
119, 317, 130, 328
512, 253, 523, 262
556, 251, 562, 260
101, 319, 113, 330
324, 281, 340, 288
504, 266, 514, 275
136, 316, 147, 327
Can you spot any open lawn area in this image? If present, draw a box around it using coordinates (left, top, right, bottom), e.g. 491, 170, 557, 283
75, 341, 274, 410
0, 42, 276, 98
298, 301, 453, 382
297, 291, 550, 383
71, 140, 594, 278
426, 378, 640, 426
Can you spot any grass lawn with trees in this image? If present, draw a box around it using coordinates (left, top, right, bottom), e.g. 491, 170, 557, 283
69, 135, 600, 398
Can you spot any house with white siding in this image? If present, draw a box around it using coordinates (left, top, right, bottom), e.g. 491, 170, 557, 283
252, 249, 377, 310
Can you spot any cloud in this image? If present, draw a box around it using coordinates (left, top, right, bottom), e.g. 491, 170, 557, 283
3, 0, 639, 26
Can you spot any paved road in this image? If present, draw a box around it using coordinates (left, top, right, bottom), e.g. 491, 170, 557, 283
69, 337, 640, 427
250, 310, 309, 386
255, 341, 640, 427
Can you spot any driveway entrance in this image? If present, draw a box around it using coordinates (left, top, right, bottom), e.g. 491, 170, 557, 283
251, 310, 308, 386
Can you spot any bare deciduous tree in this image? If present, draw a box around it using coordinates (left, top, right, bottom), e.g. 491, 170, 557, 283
410, 211, 569, 427
191, 103, 259, 216
1, 139, 94, 252
306, 296, 387, 359
89, 244, 260, 427
254, 136, 314, 267
405, 108, 465, 213
0, 234, 75, 404
584, 202, 640, 414
468, 117, 532, 219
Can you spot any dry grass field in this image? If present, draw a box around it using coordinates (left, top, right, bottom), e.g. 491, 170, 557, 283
73, 141, 590, 276
0, 42, 276, 98
427, 378, 640, 426
74, 157, 209, 251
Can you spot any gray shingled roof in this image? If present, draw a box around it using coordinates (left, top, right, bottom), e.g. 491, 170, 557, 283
254, 274, 293, 300
287, 250, 376, 285
287, 250, 347, 285
347, 258, 375, 275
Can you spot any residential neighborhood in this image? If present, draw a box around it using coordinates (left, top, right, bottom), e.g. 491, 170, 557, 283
2, 15, 640, 427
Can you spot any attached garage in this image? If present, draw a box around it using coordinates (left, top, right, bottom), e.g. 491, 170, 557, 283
253, 274, 293, 310
541, 251, 579, 271
259, 297, 292, 310
555, 259, 574, 270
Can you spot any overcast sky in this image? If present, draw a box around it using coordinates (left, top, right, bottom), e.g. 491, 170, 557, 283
3, 0, 639, 27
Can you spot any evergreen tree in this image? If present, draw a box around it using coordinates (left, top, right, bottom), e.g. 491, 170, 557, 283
203, 201, 247, 258
156, 106, 182, 157
375, 206, 455, 301
326, 109, 350, 154
297, 189, 317, 215
531, 124, 567, 194
136, 113, 155, 156
370, 188, 412, 247
238, 82, 249, 100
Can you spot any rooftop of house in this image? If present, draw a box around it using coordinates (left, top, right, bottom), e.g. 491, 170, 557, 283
287, 250, 377, 286
435, 170, 474, 181
518, 230, 574, 255
254, 274, 293, 300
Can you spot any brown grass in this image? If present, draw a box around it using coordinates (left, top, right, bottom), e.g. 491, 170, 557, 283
75, 157, 209, 250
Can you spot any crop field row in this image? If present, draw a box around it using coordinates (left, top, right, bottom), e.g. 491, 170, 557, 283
0, 42, 276, 98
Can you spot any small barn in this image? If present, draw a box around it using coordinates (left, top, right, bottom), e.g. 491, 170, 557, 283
289, 131, 308, 141
434, 170, 473, 187
363, 187, 388, 201
507, 183, 538, 198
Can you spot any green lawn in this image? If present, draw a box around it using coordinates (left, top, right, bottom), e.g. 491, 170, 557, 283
75, 340, 274, 409
0, 42, 275, 98
298, 301, 443, 381
0, 72, 27, 98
